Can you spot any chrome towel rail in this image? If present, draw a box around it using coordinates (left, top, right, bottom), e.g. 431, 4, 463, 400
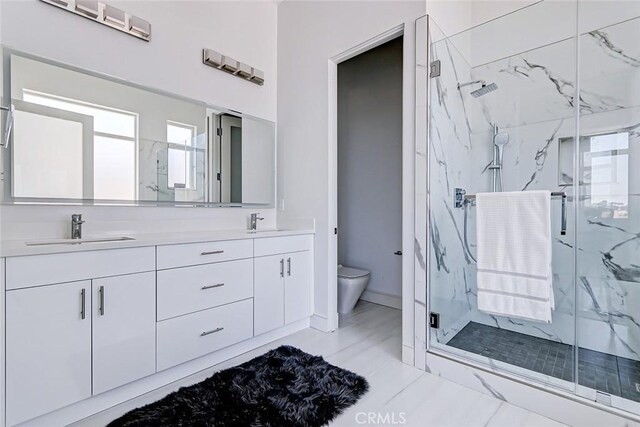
454, 188, 567, 236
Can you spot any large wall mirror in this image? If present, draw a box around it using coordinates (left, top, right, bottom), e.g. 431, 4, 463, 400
3, 50, 275, 207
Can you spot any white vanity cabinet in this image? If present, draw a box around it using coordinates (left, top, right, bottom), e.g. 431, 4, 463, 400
92, 272, 156, 395
254, 235, 313, 335
156, 239, 256, 371
3, 232, 314, 426
6, 280, 92, 427
4, 248, 156, 426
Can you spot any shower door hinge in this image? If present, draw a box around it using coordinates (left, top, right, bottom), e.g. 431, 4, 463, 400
430, 60, 441, 78
429, 312, 440, 329
216, 128, 222, 136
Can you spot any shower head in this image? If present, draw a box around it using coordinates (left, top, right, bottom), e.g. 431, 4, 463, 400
493, 131, 509, 165
470, 82, 498, 98
493, 132, 509, 147
457, 80, 498, 98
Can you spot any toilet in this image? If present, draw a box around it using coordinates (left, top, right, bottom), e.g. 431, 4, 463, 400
338, 265, 370, 314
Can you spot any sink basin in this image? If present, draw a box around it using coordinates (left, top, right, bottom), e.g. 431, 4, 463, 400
247, 229, 289, 234
26, 236, 136, 246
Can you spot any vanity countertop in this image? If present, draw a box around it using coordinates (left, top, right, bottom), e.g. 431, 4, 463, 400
0, 228, 315, 258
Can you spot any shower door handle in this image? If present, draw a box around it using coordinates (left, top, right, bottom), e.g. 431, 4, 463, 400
394, 251, 402, 256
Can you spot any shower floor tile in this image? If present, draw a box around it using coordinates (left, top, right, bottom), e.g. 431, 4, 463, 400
447, 322, 640, 402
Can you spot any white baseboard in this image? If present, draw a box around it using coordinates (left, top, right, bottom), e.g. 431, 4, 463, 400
360, 290, 402, 310
310, 312, 339, 332
402, 344, 415, 366
21, 318, 310, 427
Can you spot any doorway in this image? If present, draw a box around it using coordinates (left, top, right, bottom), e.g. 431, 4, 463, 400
336, 36, 404, 318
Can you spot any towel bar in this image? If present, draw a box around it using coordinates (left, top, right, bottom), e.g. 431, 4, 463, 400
454, 188, 567, 236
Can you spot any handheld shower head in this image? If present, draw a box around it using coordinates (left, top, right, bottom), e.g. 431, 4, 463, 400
493, 132, 509, 164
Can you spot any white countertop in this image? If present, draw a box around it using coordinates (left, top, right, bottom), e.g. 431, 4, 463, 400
0, 228, 315, 258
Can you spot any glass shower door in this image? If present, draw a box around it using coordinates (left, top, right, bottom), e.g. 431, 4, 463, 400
426, 1, 579, 392
575, 3, 640, 414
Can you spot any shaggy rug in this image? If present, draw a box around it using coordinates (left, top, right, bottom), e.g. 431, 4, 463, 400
107, 345, 369, 426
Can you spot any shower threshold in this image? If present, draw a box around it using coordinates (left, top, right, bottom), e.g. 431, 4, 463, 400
447, 322, 640, 402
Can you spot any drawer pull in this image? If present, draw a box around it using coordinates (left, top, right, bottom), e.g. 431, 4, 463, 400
200, 327, 224, 337
201, 283, 225, 290
201, 250, 224, 256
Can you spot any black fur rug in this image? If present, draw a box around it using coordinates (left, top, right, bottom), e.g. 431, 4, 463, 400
107, 345, 369, 427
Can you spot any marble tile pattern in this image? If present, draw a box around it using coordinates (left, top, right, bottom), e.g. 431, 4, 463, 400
428, 13, 640, 366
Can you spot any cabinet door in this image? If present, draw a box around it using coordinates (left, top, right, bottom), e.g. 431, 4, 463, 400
6, 280, 92, 426
92, 272, 156, 395
254, 254, 284, 335
284, 251, 313, 324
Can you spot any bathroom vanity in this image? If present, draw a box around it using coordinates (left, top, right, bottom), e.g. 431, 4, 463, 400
0, 229, 314, 426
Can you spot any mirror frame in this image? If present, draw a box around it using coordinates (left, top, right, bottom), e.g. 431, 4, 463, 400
1, 46, 276, 209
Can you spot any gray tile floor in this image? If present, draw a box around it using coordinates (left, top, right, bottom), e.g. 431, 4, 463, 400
447, 322, 640, 402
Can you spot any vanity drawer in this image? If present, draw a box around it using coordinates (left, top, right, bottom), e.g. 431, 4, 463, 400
156, 298, 253, 371
254, 234, 313, 257
157, 259, 254, 320
6, 247, 156, 290
156, 239, 253, 270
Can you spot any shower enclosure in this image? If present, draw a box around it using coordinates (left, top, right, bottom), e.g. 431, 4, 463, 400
425, 1, 640, 416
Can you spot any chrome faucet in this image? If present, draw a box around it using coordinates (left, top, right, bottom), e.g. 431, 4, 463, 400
250, 213, 264, 231
71, 214, 85, 239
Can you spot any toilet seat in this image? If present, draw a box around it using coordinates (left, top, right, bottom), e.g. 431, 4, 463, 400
338, 266, 369, 279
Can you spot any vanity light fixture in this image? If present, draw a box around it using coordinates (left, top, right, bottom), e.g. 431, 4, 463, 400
103, 4, 126, 28
75, 0, 99, 19
39, 0, 151, 42
203, 49, 223, 68
129, 15, 151, 39
202, 48, 264, 86
249, 69, 265, 85
236, 63, 252, 79
49, 0, 70, 7
221, 56, 238, 73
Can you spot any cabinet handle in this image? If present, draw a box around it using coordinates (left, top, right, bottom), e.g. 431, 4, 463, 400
287, 258, 291, 276
280, 259, 284, 278
201, 250, 224, 256
80, 288, 86, 320
200, 327, 224, 337
99, 285, 105, 316
201, 283, 224, 290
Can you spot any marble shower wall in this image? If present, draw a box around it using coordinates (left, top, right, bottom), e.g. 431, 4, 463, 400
430, 11, 640, 360
427, 23, 478, 343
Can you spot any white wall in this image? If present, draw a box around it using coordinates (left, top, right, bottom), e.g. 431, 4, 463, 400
0, 0, 278, 240
277, 1, 424, 336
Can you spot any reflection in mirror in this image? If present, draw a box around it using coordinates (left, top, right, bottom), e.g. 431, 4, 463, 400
5, 51, 275, 207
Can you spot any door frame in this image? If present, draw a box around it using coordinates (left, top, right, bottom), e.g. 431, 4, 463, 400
328, 23, 417, 365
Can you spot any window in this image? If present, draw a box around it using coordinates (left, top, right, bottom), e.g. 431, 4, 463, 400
559, 132, 629, 219
583, 132, 629, 219
22, 90, 138, 201
167, 121, 197, 190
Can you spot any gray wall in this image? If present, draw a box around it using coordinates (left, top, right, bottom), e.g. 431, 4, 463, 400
337, 36, 403, 299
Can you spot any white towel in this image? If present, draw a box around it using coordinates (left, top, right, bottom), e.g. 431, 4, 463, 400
476, 190, 554, 323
